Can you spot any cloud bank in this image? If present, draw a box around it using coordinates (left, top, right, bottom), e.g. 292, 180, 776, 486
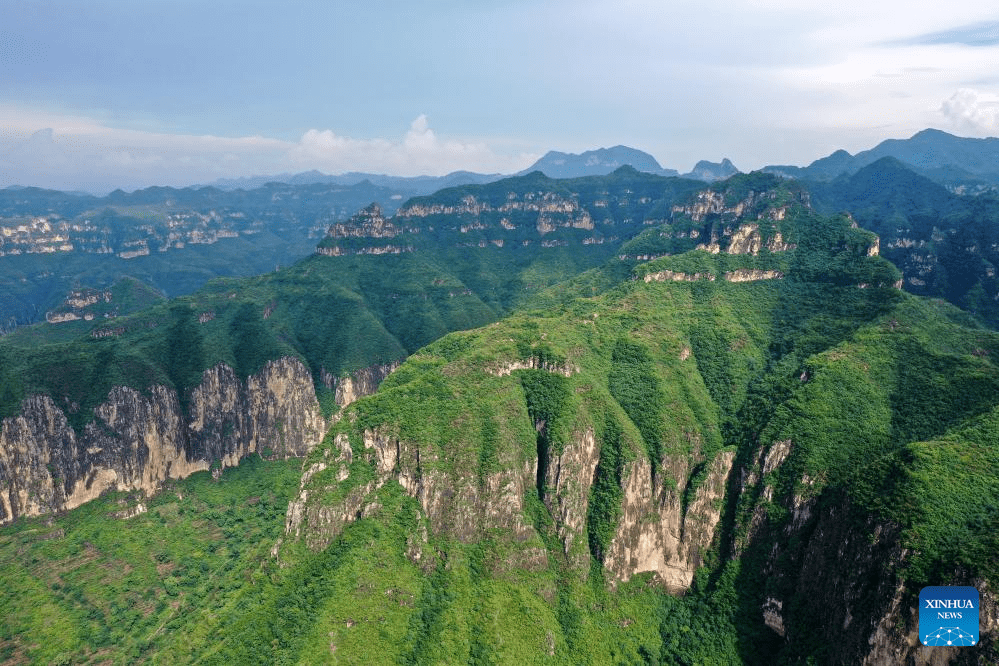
941, 89, 999, 135
0, 111, 537, 193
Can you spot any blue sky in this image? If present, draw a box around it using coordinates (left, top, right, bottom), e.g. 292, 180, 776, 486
2, 0, 998, 192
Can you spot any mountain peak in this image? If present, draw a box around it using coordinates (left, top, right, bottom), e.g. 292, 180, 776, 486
682, 158, 740, 182
519, 146, 676, 179
910, 128, 955, 140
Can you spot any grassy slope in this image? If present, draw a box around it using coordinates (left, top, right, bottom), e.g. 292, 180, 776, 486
0, 456, 300, 665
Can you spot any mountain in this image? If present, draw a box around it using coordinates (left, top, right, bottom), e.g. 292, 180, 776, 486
0, 179, 449, 334
2, 173, 997, 663
681, 157, 740, 181
764, 128, 999, 191
519, 145, 679, 178
205, 169, 501, 194
0, 145, 742, 333
859, 128, 999, 178
273, 178, 998, 664
209, 145, 737, 193
0, 165, 705, 435
808, 157, 999, 326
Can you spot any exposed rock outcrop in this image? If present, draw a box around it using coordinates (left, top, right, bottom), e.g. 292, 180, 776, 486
286, 424, 544, 571
543, 427, 600, 571
759, 496, 996, 664
643, 269, 716, 283
737, 438, 998, 665
321, 361, 401, 408
285, 382, 734, 590
604, 450, 734, 591
486, 356, 578, 378
0, 357, 326, 524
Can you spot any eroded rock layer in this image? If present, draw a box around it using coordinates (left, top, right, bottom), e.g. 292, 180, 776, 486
0, 357, 326, 524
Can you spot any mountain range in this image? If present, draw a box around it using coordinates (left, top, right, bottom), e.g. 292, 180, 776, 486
2, 170, 997, 663
1, 130, 999, 663
764, 128, 999, 192
197, 128, 999, 195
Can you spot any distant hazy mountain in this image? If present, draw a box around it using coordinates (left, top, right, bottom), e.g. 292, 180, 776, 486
211, 146, 693, 191
518, 145, 679, 178
205, 170, 501, 195
764, 129, 999, 191
858, 129, 999, 174
681, 158, 740, 182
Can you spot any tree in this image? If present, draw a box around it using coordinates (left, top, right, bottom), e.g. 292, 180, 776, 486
165, 302, 205, 411
230, 302, 275, 379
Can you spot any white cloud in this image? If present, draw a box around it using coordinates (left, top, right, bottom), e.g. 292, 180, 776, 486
940, 88, 999, 135
291, 114, 511, 176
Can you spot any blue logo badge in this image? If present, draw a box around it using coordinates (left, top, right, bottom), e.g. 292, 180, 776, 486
920, 586, 979, 647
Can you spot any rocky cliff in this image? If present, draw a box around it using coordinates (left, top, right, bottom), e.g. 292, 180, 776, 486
736, 389, 999, 662
743, 469, 999, 664
324, 361, 402, 408
283, 316, 737, 592
605, 449, 734, 591
285, 415, 734, 590
313, 170, 704, 261
0, 357, 326, 524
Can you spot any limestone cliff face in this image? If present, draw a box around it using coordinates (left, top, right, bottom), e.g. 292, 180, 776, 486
604, 450, 734, 591
542, 427, 600, 572
320, 362, 402, 408
673, 187, 810, 225
643, 269, 716, 283
313, 177, 671, 262
643, 268, 784, 284
324, 204, 401, 239
0, 357, 326, 525
738, 439, 997, 664
759, 494, 998, 664
285, 425, 545, 572
668, 183, 806, 260
285, 384, 733, 590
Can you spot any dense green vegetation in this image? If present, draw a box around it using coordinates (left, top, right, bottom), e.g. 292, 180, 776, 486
607, 339, 668, 474
0, 456, 301, 665
586, 416, 625, 565
0, 167, 704, 425
295, 180, 999, 662
0, 251, 493, 424
808, 157, 999, 326
893, 406, 999, 586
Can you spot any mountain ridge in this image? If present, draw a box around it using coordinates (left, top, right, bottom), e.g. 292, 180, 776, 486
763, 128, 999, 191
517, 145, 680, 179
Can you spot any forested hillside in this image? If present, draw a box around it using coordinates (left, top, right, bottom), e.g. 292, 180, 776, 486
808, 157, 999, 327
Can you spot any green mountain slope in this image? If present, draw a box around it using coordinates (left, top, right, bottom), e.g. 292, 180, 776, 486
0, 168, 704, 421
808, 158, 999, 327
0, 456, 303, 665
218, 178, 994, 663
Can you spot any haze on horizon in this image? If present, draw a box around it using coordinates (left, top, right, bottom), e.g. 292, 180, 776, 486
2, 0, 998, 193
